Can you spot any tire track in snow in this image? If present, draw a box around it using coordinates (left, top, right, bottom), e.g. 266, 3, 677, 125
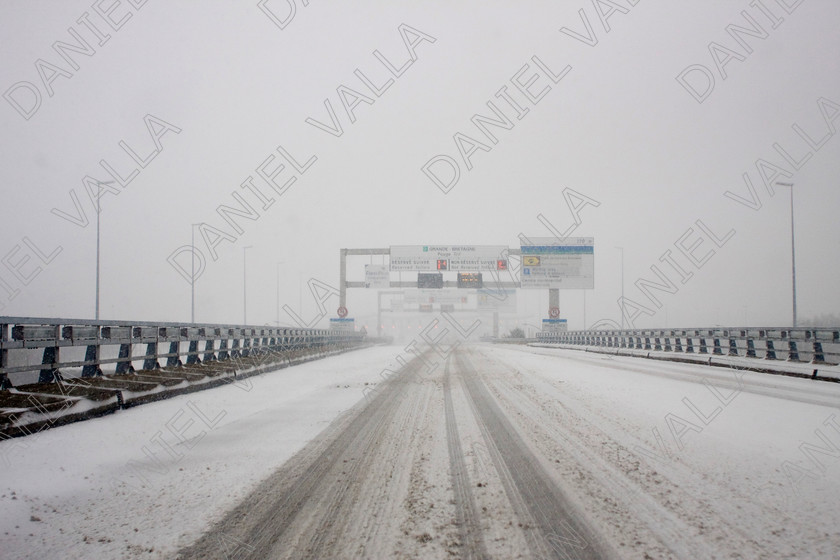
479, 352, 719, 558
443, 356, 489, 559
176, 351, 430, 559
455, 349, 613, 560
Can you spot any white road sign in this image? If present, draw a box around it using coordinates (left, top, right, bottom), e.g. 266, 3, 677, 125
405, 289, 467, 305
477, 289, 517, 312
330, 318, 355, 332
365, 264, 390, 288
520, 237, 594, 289
542, 318, 568, 332
389, 245, 508, 272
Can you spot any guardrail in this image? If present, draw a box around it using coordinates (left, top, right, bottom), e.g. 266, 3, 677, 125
531, 327, 840, 364
0, 316, 366, 388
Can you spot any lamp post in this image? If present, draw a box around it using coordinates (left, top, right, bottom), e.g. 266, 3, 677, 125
523, 322, 541, 339
583, 289, 586, 330
615, 246, 625, 329
776, 182, 797, 327
276, 261, 284, 327
191, 223, 200, 323
243, 245, 253, 325
94, 181, 114, 320
96, 192, 100, 320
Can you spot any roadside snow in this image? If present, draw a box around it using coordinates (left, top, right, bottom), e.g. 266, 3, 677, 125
3, 343, 839, 559
0, 345, 401, 559
485, 345, 840, 558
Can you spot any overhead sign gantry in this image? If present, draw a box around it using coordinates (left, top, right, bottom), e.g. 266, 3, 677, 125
389, 245, 509, 272
338, 239, 594, 335
339, 246, 519, 311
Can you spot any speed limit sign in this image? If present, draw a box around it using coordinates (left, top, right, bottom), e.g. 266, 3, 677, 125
337, 306, 348, 318
549, 307, 560, 318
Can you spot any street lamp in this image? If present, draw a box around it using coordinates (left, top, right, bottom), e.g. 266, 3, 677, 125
582, 290, 587, 330
191, 223, 201, 323
94, 181, 114, 320
523, 321, 541, 339
615, 246, 625, 329
276, 261, 284, 327
243, 245, 253, 325
776, 181, 797, 327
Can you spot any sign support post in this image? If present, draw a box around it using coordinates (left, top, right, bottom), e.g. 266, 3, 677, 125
549, 288, 559, 319
339, 248, 347, 310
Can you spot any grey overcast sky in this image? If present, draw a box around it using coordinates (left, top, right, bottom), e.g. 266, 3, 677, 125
0, 0, 838, 330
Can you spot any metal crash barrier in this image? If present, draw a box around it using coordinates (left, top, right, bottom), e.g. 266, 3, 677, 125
0, 316, 367, 388
532, 327, 840, 365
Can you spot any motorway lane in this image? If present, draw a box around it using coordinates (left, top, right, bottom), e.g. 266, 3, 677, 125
178, 344, 615, 558
453, 350, 611, 559
179, 343, 815, 559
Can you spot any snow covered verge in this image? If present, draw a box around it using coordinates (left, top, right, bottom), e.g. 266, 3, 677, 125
529, 341, 840, 381
3, 341, 839, 559
487, 344, 840, 558
0, 344, 373, 439
0, 345, 403, 559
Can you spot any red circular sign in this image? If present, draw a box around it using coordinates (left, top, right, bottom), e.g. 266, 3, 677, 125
549, 307, 560, 318
337, 306, 348, 318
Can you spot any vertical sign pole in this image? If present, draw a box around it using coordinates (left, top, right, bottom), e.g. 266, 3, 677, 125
339, 248, 347, 312
548, 288, 559, 317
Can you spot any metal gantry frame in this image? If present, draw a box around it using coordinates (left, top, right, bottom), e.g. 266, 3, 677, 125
374, 290, 512, 338
775, 181, 797, 327
340, 247, 537, 339
338, 246, 525, 312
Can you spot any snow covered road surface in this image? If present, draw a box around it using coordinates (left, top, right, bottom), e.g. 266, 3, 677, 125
181, 344, 840, 559
180, 347, 612, 559
2, 343, 839, 558
0, 345, 402, 559
475, 344, 840, 558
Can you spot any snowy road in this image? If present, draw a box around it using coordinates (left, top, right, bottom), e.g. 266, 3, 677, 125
179, 347, 611, 559
3, 343, 839, 559
179, 344, 840, 559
